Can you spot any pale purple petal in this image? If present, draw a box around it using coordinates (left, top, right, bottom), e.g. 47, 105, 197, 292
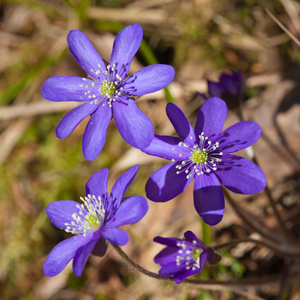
113, 97, 154, 149
56, 102, 99, 139
85, 168, 109, 198
101, 227, 129, 246
166, 103, 196, 145
193, 173, 224, 226
122, 65, 175, 95
46, 201, 86, 231
108, 196, 148, 227
217, 121, 261, 154
194, 97, 227, 141
73, 239, 98, 276
145, 162, 193, 202
82, 104, 112, 160
142, 135, 189, 161
43, 233, 95, 277
41, 76, 100, 102
110, 165, 139, 209
67, 30, 106, 81
215, 154, 266, 194
110, 24, 143, 80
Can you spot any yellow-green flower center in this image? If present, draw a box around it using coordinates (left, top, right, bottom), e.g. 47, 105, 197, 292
191, 149, 208, 163
100, 80, 116, 97
192, 248, 201, 262
84, 213, 100, 230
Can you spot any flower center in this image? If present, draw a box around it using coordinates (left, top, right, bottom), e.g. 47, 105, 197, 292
175, 241, 201, 271
174, 132, 223, 179
191, 149, 208, 163
100, 80, 116, 97
64, 194, 105, 236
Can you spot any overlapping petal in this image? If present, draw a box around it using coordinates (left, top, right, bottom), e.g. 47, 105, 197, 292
73, 239, 98, 276
46, 201, 86, 231
193, 173, 224, 226
85, 168, 109, 198
142, 135, 189, 161
217, 121, 261, 154
108, 196, 148, 227
101, 227, 129, 246
215, 154, 266, 194
56, 102, 99, 139
110, 24, 143, 80
43, 233, 95, 277
145, 162, 193, 202
194, 97, 227, 141
67, 30, 107, 81
166, 103, 196, 145
122, 65, 175, 95
41, 76, 100, 102
110, 165, 139, 208
82, 103, 112, 161
113, 97, 154, 149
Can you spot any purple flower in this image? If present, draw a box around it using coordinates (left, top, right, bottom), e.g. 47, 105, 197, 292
198, 69, 244, 109
143, 97, 266, 225
43, 165, 148, 277
41, 24, 175, 160
154, 231, 221, 283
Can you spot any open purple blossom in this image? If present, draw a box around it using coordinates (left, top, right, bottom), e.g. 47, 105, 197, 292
41, 24, 175, 160
43, 165, 148, 277
154, 231, 221, 283
143, 97, 266, 225
197, 69, 244, 110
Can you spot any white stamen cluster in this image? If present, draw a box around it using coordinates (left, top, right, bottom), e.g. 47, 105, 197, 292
173, 132, 223, 179
64, 194, 106, 237
175, 241, 201, 271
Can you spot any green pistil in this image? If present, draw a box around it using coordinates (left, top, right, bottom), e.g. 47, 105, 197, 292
84, 213, 99, 229
100, 80, 116, 97
192, 248, 201, 262
191, 149, 208, 163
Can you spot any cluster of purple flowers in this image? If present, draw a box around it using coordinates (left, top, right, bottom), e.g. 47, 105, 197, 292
42, 24, 266, 283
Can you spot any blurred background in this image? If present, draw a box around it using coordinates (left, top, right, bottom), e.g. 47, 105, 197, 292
0, 0, 299, 299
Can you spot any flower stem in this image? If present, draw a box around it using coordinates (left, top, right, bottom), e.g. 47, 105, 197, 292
111, 244, 299, 286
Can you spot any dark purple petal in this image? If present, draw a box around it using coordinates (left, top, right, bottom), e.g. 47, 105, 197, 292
46, 201, 86, 231
194, 97, 227, 141
142, 135, 189, 161
207, 81, 223, 98
56, 102, 99, 139
101, 227, 129, 246
67, 30, 106, 82
72, 238, 98, 276
154, 246, 179, 265
110, 165, 139, 209
108, 196, 148, 227
41, 76, 100, 102
215, 154, 266, 194
206, 248, 222, 265
110, 24, 143, 80
43, 234, 95, 277
154, 236, 183, 247
122, 64, 175, 95
193, 173, 224, 226
113, 97, 154, 149
199, 250, 209, 271
217, 121, 261, 154
145, 162, 193, 202
166, 103, 196, 145
85, 168, 109, 198
172, 268, 199, 284
91, 235, 108, 257
183, 231, 201, 246
82, 104, 112, 160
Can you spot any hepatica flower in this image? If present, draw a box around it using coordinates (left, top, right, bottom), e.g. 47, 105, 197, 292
143, 97, 266, 225
43, 165, 148, 277
198, 69, 244, 110
41, 24, 175, 160
154, 231, 221, 283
